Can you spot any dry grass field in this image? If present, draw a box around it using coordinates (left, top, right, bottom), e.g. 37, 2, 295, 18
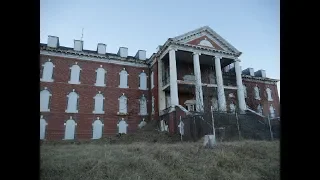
40, 138, 279, 180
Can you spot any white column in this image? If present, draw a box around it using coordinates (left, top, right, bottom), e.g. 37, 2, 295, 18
234, 60, 246, 113
169, 48, 179, 106
158, 59, 166, 111
193, 52, 204, 112
214, 56, 227, 112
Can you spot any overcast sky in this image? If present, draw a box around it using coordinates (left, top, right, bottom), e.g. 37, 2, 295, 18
40, 0, 280, 97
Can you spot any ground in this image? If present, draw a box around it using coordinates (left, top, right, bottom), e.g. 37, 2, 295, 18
40, 139, 279, 180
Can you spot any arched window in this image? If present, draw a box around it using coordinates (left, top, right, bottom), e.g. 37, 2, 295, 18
40, 59, 55, 82
68, 62, 81, 84
95, 65, 106, 87
93, 91, 105, 114
266, 87, 273, 101
254, 85, 261, 100
40, 115, 48, 140
243, 85, 247, 98
178, 120, 184, 135
40, 87, 52, 112
66, 89, 79, 113
152, 96, 155, 115
269, 104, 275, 118
138, 118, 147, 129
117, 118, 128, 134
64, 116, 77, 140
139, 94, 147, 115
118, 93, 127, 114
92, 117, 104, 139
151, 71, 154, 89
119, 68, 129, 88
139, 70, 147, 90
198, 38, 214, 48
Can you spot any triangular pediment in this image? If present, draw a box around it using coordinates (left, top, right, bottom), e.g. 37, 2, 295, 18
172, 26, 241, 54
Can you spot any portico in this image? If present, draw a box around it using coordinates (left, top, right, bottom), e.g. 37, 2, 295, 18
158, 44, 246, 114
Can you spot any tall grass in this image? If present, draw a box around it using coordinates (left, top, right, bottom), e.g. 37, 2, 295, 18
40, 140, 279, 180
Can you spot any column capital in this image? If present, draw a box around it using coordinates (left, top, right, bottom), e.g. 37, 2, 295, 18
193, 51, 201, 56
168, 46, 178, 52
214, 55, 222, 60
234, 58, 241, 62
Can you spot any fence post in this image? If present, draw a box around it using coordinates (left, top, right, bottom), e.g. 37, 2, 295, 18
235, 111, 241, 140
179, 116, 182, 142
210, 106, 216, 144
267, 115, 274, 141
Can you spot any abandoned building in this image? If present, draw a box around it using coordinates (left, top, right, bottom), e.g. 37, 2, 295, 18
40, 26, 280, 140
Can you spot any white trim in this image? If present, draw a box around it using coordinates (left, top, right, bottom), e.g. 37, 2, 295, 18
65, 110, 79, 113
176, 80, 238, 90
40, 109, 50, 112
242, 77, 278, 85
40, 79, 54, 82
40, 51, 148, 68
94, 83, 106, 87
68, 81, 81, 84
159, 44, 237, 62
92, 111, 105, 114
172, 26, 240, 54
178, 32, 229, 52
159, 48, 170, 60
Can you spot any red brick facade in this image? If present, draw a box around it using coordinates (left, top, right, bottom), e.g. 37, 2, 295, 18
242, 79, 280, 117
40, 27, 280, 140
40, 55, 149, 140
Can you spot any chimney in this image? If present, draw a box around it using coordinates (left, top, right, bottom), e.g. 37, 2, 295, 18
47, 36, 59, 48
254, 70, 266, 78
117, 47, 128, 58
242, 68, 255, 76
74, 40, 83, 51
156, 45, 163, 52
97, 43, 106, 54
135, 50, 146, 60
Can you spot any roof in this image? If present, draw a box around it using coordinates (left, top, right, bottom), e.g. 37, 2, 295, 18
40, 43, 148, 65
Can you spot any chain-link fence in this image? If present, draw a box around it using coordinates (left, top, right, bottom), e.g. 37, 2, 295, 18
179, 109, 280, 142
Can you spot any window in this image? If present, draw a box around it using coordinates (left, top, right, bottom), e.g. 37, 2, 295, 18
254, 85, 261, 100
93, 91, 105, 114
138, 118, 147, 129
269, 104, 275, 118
117, 118, 128, 134
40, 59, 55, 82
151, 71, 154, 89
92, 117, 104, 139
40, 115, 48, 140
68, 62, 81, 84
119, 68, 129, 88
139, 70, 147, 90
139, 94, 147, 115
152, 96, 155, 115
198, 38, 214, 48
64, 116, 77, 140
118, 93, 128, 114
243, 85, 247, 98
66, 89, 79, 113
40, 87, 52, 112
178, 121, 184, 135
266, 87, 273, 101
95, 65, 106, 87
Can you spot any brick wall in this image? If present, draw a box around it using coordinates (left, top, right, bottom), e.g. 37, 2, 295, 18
243, 79, 280, 117
40, 55, 149, 140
